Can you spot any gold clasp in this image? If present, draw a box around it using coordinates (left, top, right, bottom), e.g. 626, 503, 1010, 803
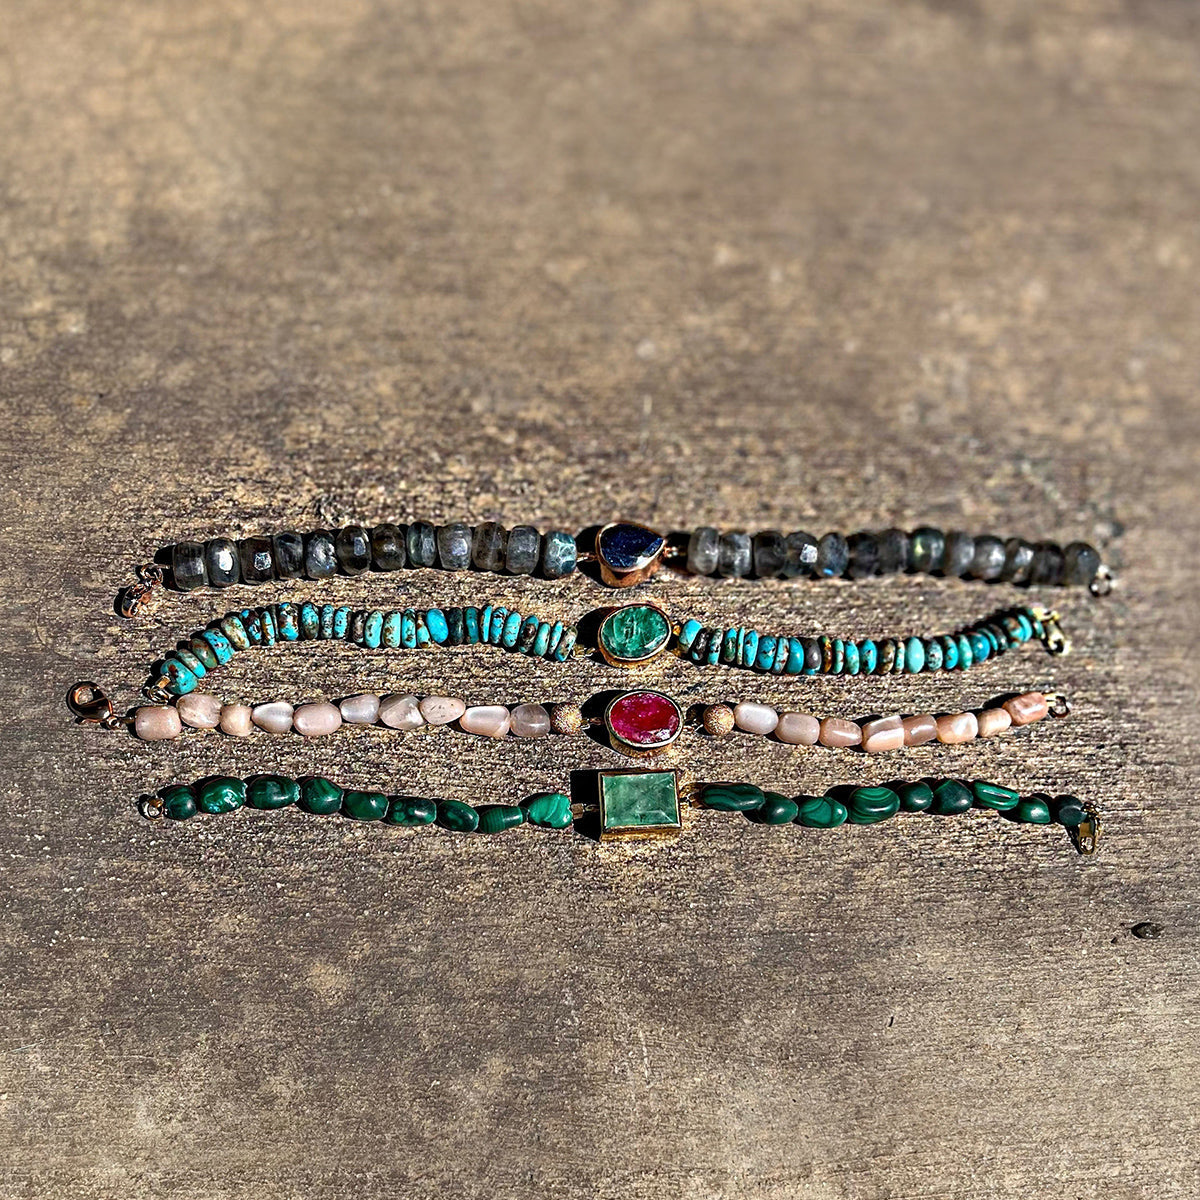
1075, 804, 1101, 855
118, 563, 165, 618
1033, 608, 1071, 656
68, 682, 130, 730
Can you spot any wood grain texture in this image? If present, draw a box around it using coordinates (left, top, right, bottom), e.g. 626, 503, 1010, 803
1, 1, 1198, 1196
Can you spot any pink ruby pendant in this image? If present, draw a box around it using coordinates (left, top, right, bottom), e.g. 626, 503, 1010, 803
604, 690, 684, 756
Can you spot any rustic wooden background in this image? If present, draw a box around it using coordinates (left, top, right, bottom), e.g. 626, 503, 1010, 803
2, 1, 1198, 1196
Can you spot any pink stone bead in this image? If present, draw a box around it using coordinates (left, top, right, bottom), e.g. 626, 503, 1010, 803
418, 696, 466, 726
510, 703, 551, 737
133, 705, 182, 741
1004, 692, 1049, 726
775, 712, 820, 746
251, 701, 294, 734
861, 714, 905, 754
339, 694, 380, 724
219, 703, 253, 737
936, 711, 979, 744
378, 694, 425, 731
733, 702, 779, 736
902, 714, 938, 747
819, 717, 862, 748
460, 705, 511, 738
976, 707, 1013, 738
292, 702, 343, 738
176, 693, 222, 729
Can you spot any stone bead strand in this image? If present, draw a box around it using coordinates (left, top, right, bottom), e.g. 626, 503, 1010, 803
152, 600, 579, 698
168, 522, 578, 592
700, 779, 1092, 831
684, 527, 1104, 589
709, 691, 1060, 753
676, 605, 1059, 677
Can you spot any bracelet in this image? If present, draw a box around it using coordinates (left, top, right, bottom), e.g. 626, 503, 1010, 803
120, 518, 1113, 614
138, 769, 1099, 853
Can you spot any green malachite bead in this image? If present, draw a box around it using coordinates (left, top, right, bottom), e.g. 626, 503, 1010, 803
385, 795, 437, 825
533, 621, 552, 657
923, 638, 943, 672
276, 604, 300, 641
363, 610, 383, 648
299, 777, 343, 815
334, 607, 351, 638
678, 619, 702, 652
318, 604, 335, 639
972, 780, 1020, 811
898, 781, 934, 812
189, 636, 219, 669
844, 641, 861, 675
476, 804, 525, 834
905, 636, 925, 673
940, 634, 959, 670
383, 610, 402, 648
1053, 795, 1088, 828
196, 776, 246, 814
741, 630, 759, 668
246, 775, 299, 810
795, 795, 848, 828
414, 612, 431, 646
437, 799, 479, 833
299, 603, 320, 640
1010, 795, 1053, 824
749, 792, 799, 825
426, 608, 449, 644
464, 607, 482, 643
702, 783, 765, 812
342, 790, 389, 821
401, 608, 417, 649
521, 792, 573, 829
860, 640, 878, 674
160, 785, 197, 820
931, 779, 973, 815
161, 657, 198, 695
847, 785, 901, 825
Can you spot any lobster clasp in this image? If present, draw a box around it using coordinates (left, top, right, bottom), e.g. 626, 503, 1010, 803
68, 682, 122, 728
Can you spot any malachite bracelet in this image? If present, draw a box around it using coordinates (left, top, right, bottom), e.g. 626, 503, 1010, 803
138, 770, 1100, 853
120, 519, 1114, 615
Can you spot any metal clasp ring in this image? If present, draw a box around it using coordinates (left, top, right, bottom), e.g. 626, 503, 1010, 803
67, 682, 130, 730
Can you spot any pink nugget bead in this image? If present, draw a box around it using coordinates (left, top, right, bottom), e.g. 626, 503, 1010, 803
293, 702, 343, 737
861, 714, 905, 754
976, 708, 1013, 738
1004, 692, 1049, 726
776, 712, 820, 745
819, 718, 862, 748
902, 714, 938, 746
936, 712, 979, 744
133, 705, 182, 740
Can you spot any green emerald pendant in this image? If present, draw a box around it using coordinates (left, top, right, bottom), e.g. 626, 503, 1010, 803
598, 770, 682, 840
597, 603, 672, 666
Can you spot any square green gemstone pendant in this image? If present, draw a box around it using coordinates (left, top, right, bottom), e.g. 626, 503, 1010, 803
598, 769, 682, 840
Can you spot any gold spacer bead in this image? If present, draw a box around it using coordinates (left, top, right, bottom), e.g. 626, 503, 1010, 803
702, 703, 736, 737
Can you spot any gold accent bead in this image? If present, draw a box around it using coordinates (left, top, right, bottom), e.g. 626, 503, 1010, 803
702, 703, 735, 737
549, 703, 584, 735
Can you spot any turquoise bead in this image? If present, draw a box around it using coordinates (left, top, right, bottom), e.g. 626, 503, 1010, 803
941, 635, 959, 670
755, 635, 776, 672
786, 639, 807, 674
795, 795, 848, 828
401, 609, 417, 649
363, 610, 383, 649
342, 790, 389, 821
705, 631, 722, 665
319, 604, 335, 639
552, 629, 577, 661
721, 628, 739, 664
383, 611, 402, 648
860, 640, 878, 674
385, 795, 437, 825
189, 636, 219, 670
427, 608, 449, 644
741, 630, 760, 668
241, 609, 264, 645
502, 609, 522, 648
533, 621, 552, 657
173, 647, 207, 679
905, 636, 925, 673
517, 615, 540, 653
772, 636, 789, 674
437, 799, 479, 833
161, 656, 198, 695
414, 613, 431, 646
489, 607, 508, 645
748, 792, 799, 825
844, 641, 860, 675
547, 621, 565, 657
464, 607, 482, 643
299, 603, 320, 640
956, 634, 974, 670
924, 638, 942, 671
220, 614, 250, 651
972, 631, 991, 661
476, 804, 525, 834
521, 792, 573, 829
276, 604, 299, 641
334, 607, 351, 638
1015, 612, 1034, 641
679, 619, 702, 652
480, 605, 493, 641
260, 608, 276, 645
198, 629, 234, 664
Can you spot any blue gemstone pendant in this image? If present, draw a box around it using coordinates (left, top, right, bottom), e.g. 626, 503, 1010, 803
595, 522, 666, 588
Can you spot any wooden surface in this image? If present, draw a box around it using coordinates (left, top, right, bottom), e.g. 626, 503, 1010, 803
2, 1, 1199, 1196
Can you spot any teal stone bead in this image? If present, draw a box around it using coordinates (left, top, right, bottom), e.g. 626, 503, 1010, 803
1053, 795, 1088, 828
480, 605, 493, 641
195, 776, 246, 814
299, 776, 343, 815
830, 638, 845, 674
892, 640, 906, 673
517, 615, 540, 653
1016, 612, 1034, 641
437, 799, 479, 833
860, 640, 878, 674
923, 638, 942, 672
220, 614, 251, 651
795, 795, 848, 828
334, 607, 351, 638
970, 632, 990, 662
464, 607, 482, 643
786, 638, 806, 674
898, 781, 934, 812
299, 603, 320, 640
533, 621, 552, 657
189, 636, 219, 670
246, 775, 299, 809
736, 627, 747, 664
161, 656, 198, 696
476, 804, 525, 834
547, 621, 565, 658
276, 603, 300, 641
198, 629, 235, 665
973, 780, 1020, 811
705, 630, 722, 666
749, 792, 799, 825
1010, 795, 1053, 824
844, 641, 861, 676
172, 647, 207, 679
931, 779, 973, 815
679, 619, 702, 652
401, 609, 417, 649
521, 792, 573, 828
342, 790, 390, 821
364, 610, 383, 649
956, 634, 974, 670
702, 783, 765, 812
552, 629, 577, 661
260, 608, 276, 645
847, 785, 901, 825
772, 636, 789, 674
1024, 607, 1045, 639
385, 795, 438, 826
941, 635, 959, 670
905, 636, 925, 673
427, 608, 449, 644
721, 628, 739, 665
161, 785, 198, 821
489, 607, 508, 645
414, 613, 431, 646
502, 609, 522, 649
741, 630, 760, 668
241, 609, 264, 645
382, 611, 402, 648
319, 604, 335, 639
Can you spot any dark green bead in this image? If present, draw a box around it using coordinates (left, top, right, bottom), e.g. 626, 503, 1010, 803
342, 790, 389, 821
748, 792, 799, 825
701, 783, 765, 812
476, 804, 525, 834
521, 792, 572, 828
931, 779, 973, 816
445, 608, 464, 645
972, 780, 1020, 811
1010, 795, 1053, 824
795, 795, 848, 828
847, 785, 900, 825
722, 628, 740, 664
897, 781, 934, 812
246, 775, 299, 810
385, 795, 437, 826
436, 799, 479, 833
195, 776, 246, 814
299, 777, 343, 815
160, 785, 197, 820
1053, 795, 1088, 828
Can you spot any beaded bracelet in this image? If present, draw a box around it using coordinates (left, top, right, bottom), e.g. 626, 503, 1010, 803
138, 770, 1099, 853
121, 518, 1113, 614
